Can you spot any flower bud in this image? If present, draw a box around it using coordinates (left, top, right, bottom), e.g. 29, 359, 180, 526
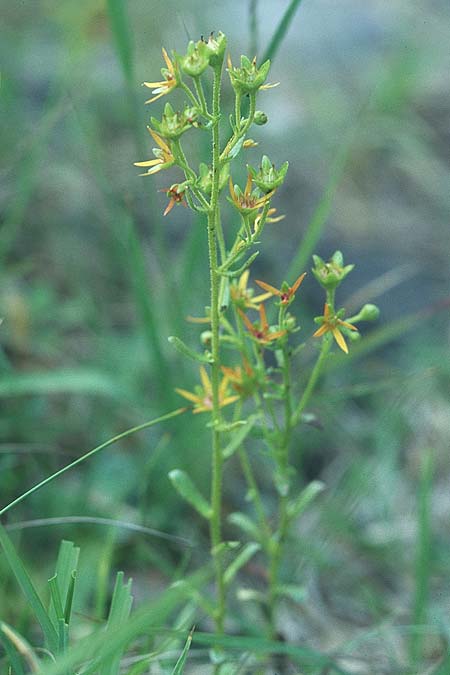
205, 31, 227, 67
254, 110, 268, 125
354, 304, 380, 322
228, 55, 271, 94
312, 251, 354, 290
248, 155, 289, 193
201, 330, 212, 346
178, 40, 209, 77
151, 102, 198, 139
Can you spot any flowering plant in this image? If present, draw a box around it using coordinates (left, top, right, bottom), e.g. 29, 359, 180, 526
136, 32, 379, 659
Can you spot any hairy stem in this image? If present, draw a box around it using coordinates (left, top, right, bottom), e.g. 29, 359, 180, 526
208, 63, 226, 637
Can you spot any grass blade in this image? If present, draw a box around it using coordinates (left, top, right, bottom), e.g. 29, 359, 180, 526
172, 627, 194, 675
410, 449, 434, 666
0, 407, 186, 517
262, 0, 305, 62
0, 528, 59, 654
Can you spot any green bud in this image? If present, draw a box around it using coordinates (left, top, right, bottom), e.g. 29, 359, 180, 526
254, 110, 268, 125
151, 102, 198, 139
311, 251, 354, 290
178, 40, 209, 77
228, 55, 272, 94
205, 31, 227, 67
354, 304, 380, 322
248, 155, 289, 193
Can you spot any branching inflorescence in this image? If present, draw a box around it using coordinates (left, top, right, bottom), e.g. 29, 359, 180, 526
136, 31, 379, 650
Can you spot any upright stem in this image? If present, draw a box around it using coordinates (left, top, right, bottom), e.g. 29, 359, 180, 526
208, 63, 226, 636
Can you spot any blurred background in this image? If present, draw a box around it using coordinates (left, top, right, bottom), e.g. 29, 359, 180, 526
1, 0, 449, 668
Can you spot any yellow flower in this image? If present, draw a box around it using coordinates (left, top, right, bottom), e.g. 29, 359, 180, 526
312, 303, 358, 354
221, 359, 259, 398
134, 128, 174, 176
176, 366, 239, 414
143, 48, 179, 104
255, 272, 306, 306
230, 270, 272, 310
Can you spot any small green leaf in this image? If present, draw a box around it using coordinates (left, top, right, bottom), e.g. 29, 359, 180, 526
227, 512, 260, 542
287, 480, 325, 520
223, 416, 258, 458
168, 336, 214, 364
223, 542, 260, 585
169, 470, 212, 519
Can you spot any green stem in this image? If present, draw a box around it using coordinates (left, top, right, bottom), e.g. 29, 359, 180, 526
193, 77, 210, 118
208, 63, 226, 637
220, 93, 256, 162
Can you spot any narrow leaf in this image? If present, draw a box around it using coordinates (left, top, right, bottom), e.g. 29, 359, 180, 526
287, 480, 325, 520
168, 336, 213, 364
171, 627, 194, 675
169, 470, 212, 519
224, 543, 261, 586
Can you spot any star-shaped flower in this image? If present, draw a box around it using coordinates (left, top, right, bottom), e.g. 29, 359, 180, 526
228, 174, 274, 215
239, 303, 286, 345
175, 366, 239, 414
134, 128, 174, 176
230, 270, 272, 310
313, 303, 358, 354
255, 272, 306, 306
143, 48, 179, 104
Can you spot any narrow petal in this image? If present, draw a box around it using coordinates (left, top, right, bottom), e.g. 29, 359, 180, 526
266, 330, 287, 341
244, 173, 253, 198
313, 324, 328, 338
239, 269, 250, 291
259, 303, 269, 331
228, 177, 238, 205
255, 279, 281, 296
148, 128, 171, 153
332, 328, 348, 353
134, 159, 161, 167
200, 366, 212, 395
186, 315, 211, 324
339, 319, 358, 331
175, 388, 201, 404
163, 197, 176, 216
238, 309, 256, 334
252, 291, 273, 303
162, 47, 173, 71
145, 91, 167, 104
220, 395, 240, 408
143, 80, 166, 88
260, 82, 280, 90
291, 272, 307, 293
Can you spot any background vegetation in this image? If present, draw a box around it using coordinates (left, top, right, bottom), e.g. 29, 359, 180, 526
1, 0, 449, 672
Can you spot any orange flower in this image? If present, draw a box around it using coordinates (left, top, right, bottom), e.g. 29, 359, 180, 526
230, 270, 272, 310
239, 304, 286, 345
255, 272, 306, 306
134, 128, 174, 176
175, 366, 239, 414
143, 48, 179, 104
221, 359, 258, 397
313, 303, 358, 354
159, 184, 187, 216
228, 174, 274, 215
